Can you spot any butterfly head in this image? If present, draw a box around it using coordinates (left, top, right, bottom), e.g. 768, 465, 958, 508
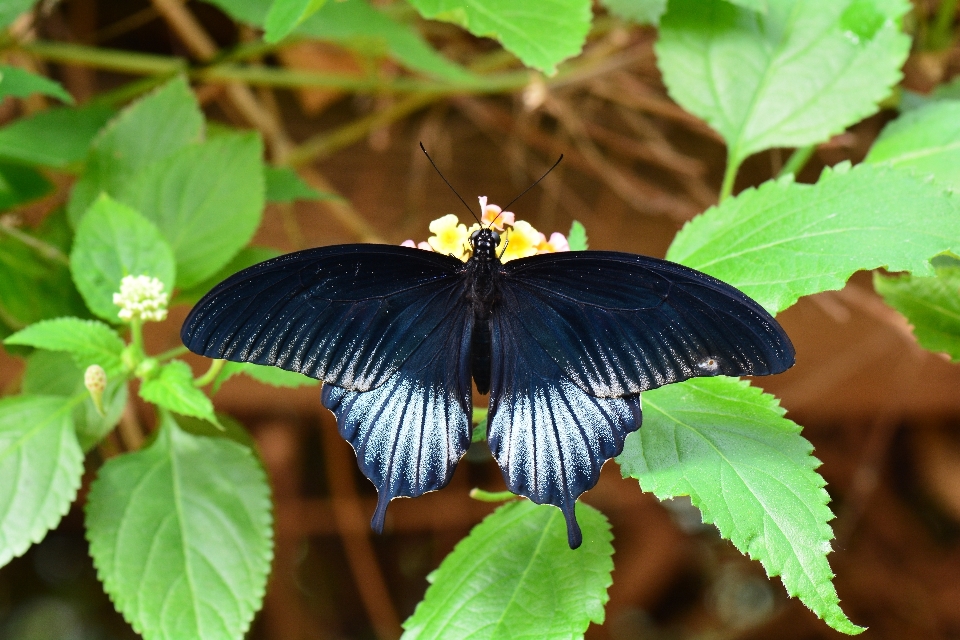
469, 227, 500, 263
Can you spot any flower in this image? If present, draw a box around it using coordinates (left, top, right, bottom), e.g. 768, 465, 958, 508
478, 196, 515, 231
537, 232, 570, 253
401, 239, 435, 251
113, 274, 169, 322
500, 220, 544, 262
427, 214, 470, 258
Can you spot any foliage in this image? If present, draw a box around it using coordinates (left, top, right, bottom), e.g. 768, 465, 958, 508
0, 0, 956, 638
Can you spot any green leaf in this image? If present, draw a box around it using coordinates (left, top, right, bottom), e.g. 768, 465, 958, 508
0, 0, 34, 29
69, 194, 176, 322
68, 76, 204, 226
139, 360, 217, 424
86, 412, 273, 640
874, 268, 960, 361
617, 377, 862, 635
264, 166, 338, 203
0, 395, 84, 569
174, 246, 281, 306
656, 0, 910, 167
264, 0, 327, 43
0, 64, 73, 104
22, 350, 128, 451
0, 161, 52, 211
408, 0, 591, 75
567, 220, 588, 251
600, 0, 665, 24
0, 210, 89, 332
211, 361, 319, 393
299, 0, 480, 83
727, 0, 766, 10
5, 317, 125, 376
118, 132, 264, 288
865, 100, 960, 191
667, 163, 960, 315
403, 500, 611, 639
0, 104, 114, 168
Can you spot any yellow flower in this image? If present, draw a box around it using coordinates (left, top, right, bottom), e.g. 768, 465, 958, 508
500, 220, 544, 262
427, 214, 469, 259
537, 232, 570, 254
478, 196, 515, 231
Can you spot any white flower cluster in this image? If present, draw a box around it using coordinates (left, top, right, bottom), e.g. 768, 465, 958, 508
113, 274, 169, 322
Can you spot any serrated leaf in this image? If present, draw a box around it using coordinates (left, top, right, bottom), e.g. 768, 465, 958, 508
264, 0, 327, 43
86, 412, 272, 640
0, 210, 89, 332
174, 246, 281, 306
567, 220, 588, 251
5, 317, 125, 376
69, 194, 176, 322
264, 166, 337, 203
667, 163, 960, 314
617, 377, 862, 634
403, 500, 612, 639
299, 0, 480, 83
139, 360, 217, 424
874, 268, 960, 361
0, 64, 73, 104
118, 132, 264, 288
22, 350, 128, 451
656, 0, 910, 167
0, 161, 52, 211
865, 100, 960, 191
0, 395, 84, 569
0, 104, 114, 168
600, 0, 665, 24
408, 0, 591, 74
212, 361, 319, 393
68, 76, 204, 226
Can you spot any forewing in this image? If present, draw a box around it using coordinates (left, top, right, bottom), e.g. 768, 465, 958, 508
488, 305, 642, 549
181, 245, 465, 391
502, 251, 795, 397
322, 299, 474, 531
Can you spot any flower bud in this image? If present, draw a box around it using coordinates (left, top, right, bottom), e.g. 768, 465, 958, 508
84, 364, 107, 416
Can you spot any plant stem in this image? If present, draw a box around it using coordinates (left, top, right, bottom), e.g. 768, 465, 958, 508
155, 345, 188, 361
19, 40, 186, 75
778, 145, 816, 178
469, 489, 517, 502
0, 220, 70, 265
129, 317, 144, 357
194, 359, 225, 387
930, 0, 959, 50
719, 151, 741, 202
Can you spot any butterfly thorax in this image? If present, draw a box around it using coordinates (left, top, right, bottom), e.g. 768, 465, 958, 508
466, 227, 503, 394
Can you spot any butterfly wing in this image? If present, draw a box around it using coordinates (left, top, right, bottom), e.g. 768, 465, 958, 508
500, 251, 795, 397
488, 306, 641, 548
488, 251, 794, 548
181, 244, 466, 391
322, 299, 474, 531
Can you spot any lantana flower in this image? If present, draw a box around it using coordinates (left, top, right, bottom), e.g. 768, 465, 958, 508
401, 198, 571, 263
426, 214, 470, 258
113, 274, 169, 322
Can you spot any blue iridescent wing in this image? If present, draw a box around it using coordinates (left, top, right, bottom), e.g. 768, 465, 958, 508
322, 300, 474, 531
488, 304, 642, 549
501, 251, 795, 397
181, 245, 465, 391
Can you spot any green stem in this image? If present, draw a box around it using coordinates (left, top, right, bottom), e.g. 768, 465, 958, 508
194, 359, 225, 387
719, 152, 741, 202
19, 41, 187, 75
155, 345, 188, 361
778, 145, 816, 178
930, 0, 959, 50
469, 489, 518, 503
129, 317, 144, 356
0, 221, 70, 265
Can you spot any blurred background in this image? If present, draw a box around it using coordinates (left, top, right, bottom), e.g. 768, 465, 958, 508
2, 0, 960, 638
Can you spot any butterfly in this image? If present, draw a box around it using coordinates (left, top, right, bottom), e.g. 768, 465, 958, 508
181, 156, 794, 549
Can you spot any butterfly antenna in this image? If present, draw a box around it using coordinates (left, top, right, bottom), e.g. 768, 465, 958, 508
502, 154, 564, 211
420, 142, 479, 224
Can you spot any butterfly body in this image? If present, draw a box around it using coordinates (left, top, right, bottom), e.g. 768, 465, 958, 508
182, 229, 794, 549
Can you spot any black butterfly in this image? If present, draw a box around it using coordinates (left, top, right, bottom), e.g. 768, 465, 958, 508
181, 220, 794, 548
